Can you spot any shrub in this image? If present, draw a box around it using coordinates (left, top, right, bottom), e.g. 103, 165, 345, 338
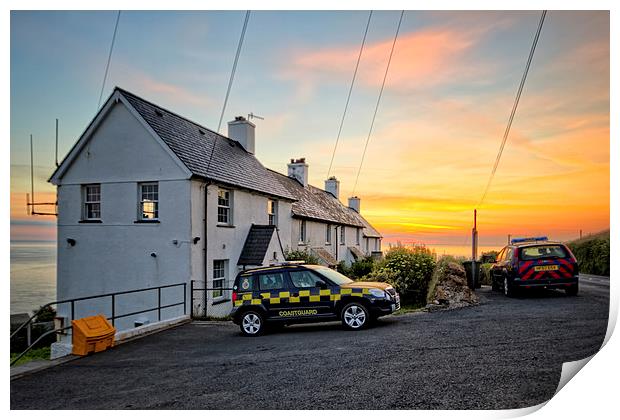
348, 256, 375, 279
480, 251, 499, 264
567, 233, 610, 276
480, 263, 493, 286
284, 248, 319, 265
365, 245, 436, 306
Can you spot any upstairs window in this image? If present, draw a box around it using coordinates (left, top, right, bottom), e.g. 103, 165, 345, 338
356, 228, 361, 245
299, 220, 307, 244
218, 189, 232, 225
268, 199, 277, 226
325, 224, 332, 244
340, 226, 346, 245
139, 182, 159, 220
83, 184, 101, 220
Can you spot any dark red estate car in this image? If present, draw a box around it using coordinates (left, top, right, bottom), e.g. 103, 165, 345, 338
490, 237, 579, 297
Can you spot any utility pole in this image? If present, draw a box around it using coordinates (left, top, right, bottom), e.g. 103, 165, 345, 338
472, 209, 478, 261
508, 234, 511, 245
579, 229, 583, 240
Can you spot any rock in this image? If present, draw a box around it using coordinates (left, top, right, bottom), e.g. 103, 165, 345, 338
429, 260, 479, 309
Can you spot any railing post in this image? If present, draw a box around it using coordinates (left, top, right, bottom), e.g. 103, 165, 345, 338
71, 301, 75, 321
26, 323, 32, 347
111, 295, 115, 327
158, 287, 162, 321
184, 283, 187, 316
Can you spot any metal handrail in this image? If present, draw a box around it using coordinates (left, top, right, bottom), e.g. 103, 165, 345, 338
190, 280, 234, 318
10, 282, 187, 365
11, 282, 186, 340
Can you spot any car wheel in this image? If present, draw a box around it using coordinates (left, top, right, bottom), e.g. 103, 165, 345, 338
566, 284, 578, 296
240, 311, 264, 336
341, 302, 369, 330
504, 277, 515, 298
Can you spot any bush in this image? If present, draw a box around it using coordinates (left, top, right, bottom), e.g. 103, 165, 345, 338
348, 256, 375, 279
365, 245, 436, 306
480, 251, 499, 264
567, 233, 610, 276
480, 263, 493, 286
284, 248, 319, 265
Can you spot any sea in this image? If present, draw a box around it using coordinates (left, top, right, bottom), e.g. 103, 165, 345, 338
9, 241, 504, 315
10, 241, 57, 315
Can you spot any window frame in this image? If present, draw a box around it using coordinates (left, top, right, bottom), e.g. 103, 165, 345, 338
217, 188, 233, 225
299, 219, 307, 244
356, 228, 361, 245
267, 199, 278, 226
325, 224, 332, 245
212, 259, 228, 300
83, 184, 102, 221
138, 182, 159, 221
340, 225, 346, 245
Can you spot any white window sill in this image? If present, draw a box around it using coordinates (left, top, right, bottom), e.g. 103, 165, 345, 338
217, 224, 235, 228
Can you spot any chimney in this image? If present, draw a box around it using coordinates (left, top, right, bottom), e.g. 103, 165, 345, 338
348, 196, 361, 213
288, 158, 308, 187
325, 176, 340, 200
227, 116, 255, 154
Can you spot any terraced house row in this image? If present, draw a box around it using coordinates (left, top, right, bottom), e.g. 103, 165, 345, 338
47, 87, 382, 355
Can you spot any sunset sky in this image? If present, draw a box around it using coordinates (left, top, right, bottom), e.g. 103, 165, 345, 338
10, 10, 609, 250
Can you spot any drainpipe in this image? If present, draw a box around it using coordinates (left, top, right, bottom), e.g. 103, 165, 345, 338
203, 182, 210, 318
334, 225, 339, 262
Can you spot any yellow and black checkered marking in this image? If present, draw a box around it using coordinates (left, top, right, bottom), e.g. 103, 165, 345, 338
233, 287, 373, 307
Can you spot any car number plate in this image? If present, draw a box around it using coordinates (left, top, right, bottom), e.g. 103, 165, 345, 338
534, 265, 559, 271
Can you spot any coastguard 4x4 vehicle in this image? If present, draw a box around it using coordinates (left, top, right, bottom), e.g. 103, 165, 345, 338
230, 263, 400, 336
490, 237, 579, 297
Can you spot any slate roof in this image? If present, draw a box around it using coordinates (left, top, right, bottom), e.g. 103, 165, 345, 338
311, 247, 338, 266
238, 225, 277, 266
348, 208, 383, 238
117, 88, 295, 201
348, 246, 365, 260
269, 170, 364, 228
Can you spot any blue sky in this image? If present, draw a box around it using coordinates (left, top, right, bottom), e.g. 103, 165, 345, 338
10, 10, 609, 246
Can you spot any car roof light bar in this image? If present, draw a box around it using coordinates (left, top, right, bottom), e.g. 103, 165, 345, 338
511, 236, 549, 244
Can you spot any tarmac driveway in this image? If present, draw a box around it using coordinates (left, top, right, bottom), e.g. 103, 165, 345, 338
11, 278, 609, 410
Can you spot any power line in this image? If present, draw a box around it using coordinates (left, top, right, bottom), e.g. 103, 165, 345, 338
351, 10, 404, 196
216, 10, 251, 134
97, 11, 121, 111
326, 10, 373, 179
478, 10, 547, 207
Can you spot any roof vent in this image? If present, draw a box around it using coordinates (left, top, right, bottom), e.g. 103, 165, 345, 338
199, 129, 205, 135
155, 109, 164, 117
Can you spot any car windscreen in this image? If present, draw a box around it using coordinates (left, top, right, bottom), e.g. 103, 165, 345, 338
519, 245, 567, 261
311, 266, 354, 285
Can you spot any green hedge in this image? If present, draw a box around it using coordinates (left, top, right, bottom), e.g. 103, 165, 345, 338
567, 233, 610, 276
364, 245, 436, 306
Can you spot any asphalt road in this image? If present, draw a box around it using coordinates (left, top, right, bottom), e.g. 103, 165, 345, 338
11, 275, 609, 410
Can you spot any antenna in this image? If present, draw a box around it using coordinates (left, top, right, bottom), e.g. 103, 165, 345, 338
55, 118, 59, 167
26, 132, 58, 216
247, 112, 264, 121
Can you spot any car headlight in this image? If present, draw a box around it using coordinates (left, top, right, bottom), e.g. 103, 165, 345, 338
369, 288, 387, 299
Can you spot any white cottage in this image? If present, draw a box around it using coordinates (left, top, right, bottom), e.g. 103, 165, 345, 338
48, 87, 381, 355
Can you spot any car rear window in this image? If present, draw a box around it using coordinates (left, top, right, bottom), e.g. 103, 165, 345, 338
519, 245, 567, 261
237, 275, 254, 291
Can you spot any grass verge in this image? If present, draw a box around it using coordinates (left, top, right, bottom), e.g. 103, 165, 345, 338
10, 346, 50, 367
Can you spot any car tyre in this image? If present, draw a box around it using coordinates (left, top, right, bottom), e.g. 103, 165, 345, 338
240, 311, 265, 336
341, 302, 370, 330
566, 283, 578, 296
504, 277, 515, 298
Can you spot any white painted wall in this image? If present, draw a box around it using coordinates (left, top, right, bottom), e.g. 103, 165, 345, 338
55, 101, 193, 336
196, 182, 292, 318
290, 220, 369, 265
